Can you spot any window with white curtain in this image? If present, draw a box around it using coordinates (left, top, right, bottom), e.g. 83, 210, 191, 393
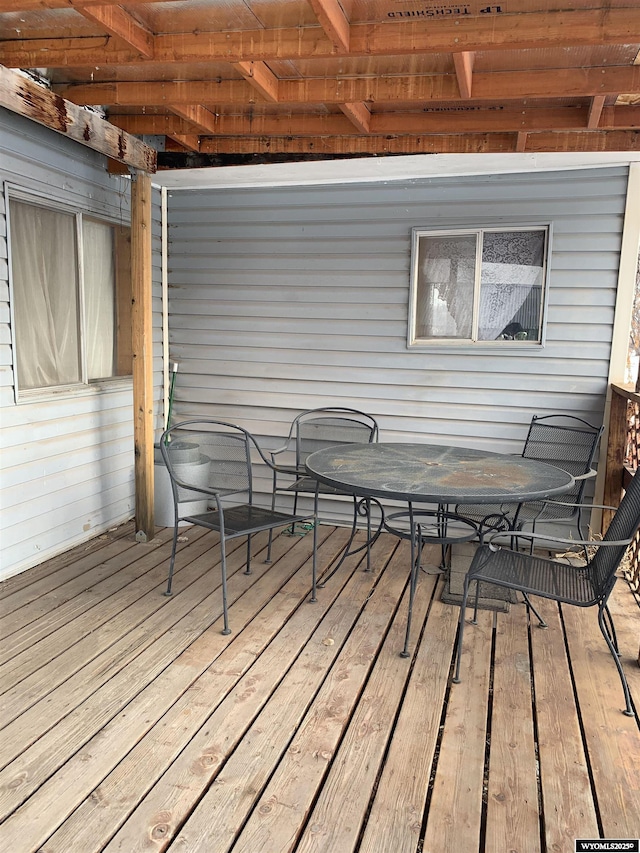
408, 226, 550, 347
8, 195, 132, 396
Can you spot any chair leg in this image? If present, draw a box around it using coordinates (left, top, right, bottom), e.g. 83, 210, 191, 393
266, 470, 277, 563
601, 604, 620, 655
310, 513, 318, 603
309, 487, 319, 603
401, 515, 420, 658
597, 604, 633, 716
365, 497, 372, 572
523, 592, 548, 628
471, 576, 481, 625
453, 574, 474, 683
220, 537, 231, 636
164, 524, 179, 596
245, 534, 252, 575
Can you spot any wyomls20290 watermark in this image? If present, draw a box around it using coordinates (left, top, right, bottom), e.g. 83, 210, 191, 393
575, 841, 640, 852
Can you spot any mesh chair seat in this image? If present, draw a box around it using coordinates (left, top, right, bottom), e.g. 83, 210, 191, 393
281, 475, 350, 496
183, 504, 307, 537
469, 545, 596, 604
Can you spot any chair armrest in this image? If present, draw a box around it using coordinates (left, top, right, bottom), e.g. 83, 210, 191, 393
537, 499, 616, 512
485, 528, 634, 551
269, 441, 292, 460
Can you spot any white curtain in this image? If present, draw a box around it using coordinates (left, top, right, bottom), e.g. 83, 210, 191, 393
477, 230, 545, 340
477, 263, 541, 340
10, 200, 80, 389
83, 219, 116, 379
10, 200, 118, 390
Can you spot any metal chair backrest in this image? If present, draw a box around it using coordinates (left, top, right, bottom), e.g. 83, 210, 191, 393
160, 419, 253, 503
293, 408, 379, 469
588, 470, 640, 597
522, 414, 603, 506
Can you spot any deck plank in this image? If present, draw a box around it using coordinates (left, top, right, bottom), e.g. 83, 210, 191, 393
0, 528, 233, 729
419, 608, 493, 853
292, 571, 440, 853
485, 605, 542, 853
529, 596, 600, 850
2, 528, 343, 853
0, 527, 208, 693
37, 528, 353, 853
562, 601, 640, 840
0, 522, 135, 599
0, 527, 327, 825
98, 534, 397, 853
163, 540, 410, 853
0, 528, 637, 853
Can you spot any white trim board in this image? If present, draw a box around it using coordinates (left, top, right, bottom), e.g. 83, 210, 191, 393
154, 152, 640, 191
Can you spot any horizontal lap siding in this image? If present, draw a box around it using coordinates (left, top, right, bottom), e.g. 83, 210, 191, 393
0, 110, 163, 579
166, 168, 628, 518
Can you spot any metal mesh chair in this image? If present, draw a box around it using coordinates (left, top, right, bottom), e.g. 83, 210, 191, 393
457, 414, 603, 540
160, 419, 317, 635
267, 407, 379, 565
452, 470, 640, 716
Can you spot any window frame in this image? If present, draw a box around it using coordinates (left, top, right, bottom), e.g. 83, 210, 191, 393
6, 184, 133, 403
407, 223, 552, 349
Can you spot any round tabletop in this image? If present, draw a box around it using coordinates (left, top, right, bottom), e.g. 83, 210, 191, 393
305, 442, 575, 505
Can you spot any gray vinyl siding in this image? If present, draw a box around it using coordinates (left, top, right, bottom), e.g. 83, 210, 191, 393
166, 167, 628, 518
0, 109, 163, 579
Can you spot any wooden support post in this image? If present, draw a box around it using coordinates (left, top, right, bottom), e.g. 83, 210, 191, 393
131, 171, 155, 542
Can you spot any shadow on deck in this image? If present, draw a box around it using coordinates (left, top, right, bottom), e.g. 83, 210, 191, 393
0, 521, 638, 853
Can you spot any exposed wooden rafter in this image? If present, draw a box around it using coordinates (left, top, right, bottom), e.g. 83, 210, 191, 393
453, 52, 475, 100
0, 64, 156, 172
588, 95, 607, 129
1, 1, 638, 159
110, 106, 640, 137
2, 11, 640, 67
193, 130, 640, 155
232, 62, 279, 102
78, 5, 155, 58
57, 67, 640, 107
168, 104, 219, 134
168, 134, 200, 152
307, 0, 350, 52
338, 102, 371, 134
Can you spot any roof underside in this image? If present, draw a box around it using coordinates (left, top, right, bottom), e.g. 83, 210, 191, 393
1, 0, 639, 171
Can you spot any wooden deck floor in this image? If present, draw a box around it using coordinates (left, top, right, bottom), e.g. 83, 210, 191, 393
0, 522, 639, 853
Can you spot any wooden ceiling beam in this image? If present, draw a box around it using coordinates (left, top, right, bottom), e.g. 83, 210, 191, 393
1, 0, 172, 7
78, 5, 154, 58
307, 0, 350, 52
525, 130, 640, 151
167, 134, 200, 152
3, 10, 640, 67
58, 66, 640, 107
0, 64, 156, 171
112, 106, 640, 136
588, 95, 607, 128
60, 80, 256, 106
453, 52, 475, 99
232, 62, 279, 102
338, 102, 371, 133
169, 104, 219, 134
194, 130, 640, 155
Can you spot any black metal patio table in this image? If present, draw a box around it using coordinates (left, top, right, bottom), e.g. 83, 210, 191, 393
305, 442, 575, 656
